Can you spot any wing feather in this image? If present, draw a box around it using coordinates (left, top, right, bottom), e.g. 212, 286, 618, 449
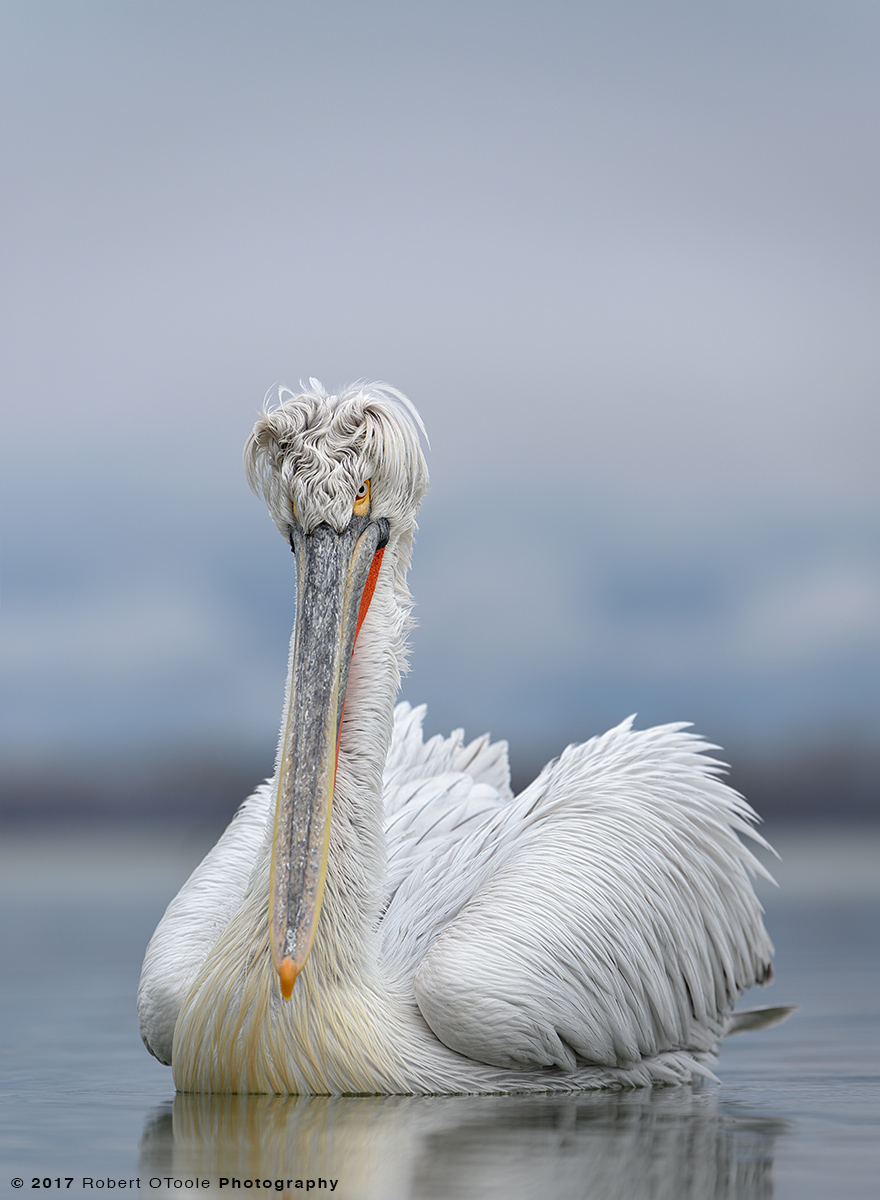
410, 718, 775, 1073
384, 702, 513, 802
380, 705, 514, 976
137, 782, 272, 1063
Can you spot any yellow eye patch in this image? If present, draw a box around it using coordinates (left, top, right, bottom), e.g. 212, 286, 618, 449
353, 479, 371, 515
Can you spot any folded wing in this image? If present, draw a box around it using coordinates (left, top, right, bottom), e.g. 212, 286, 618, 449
406, 718, 775, 1072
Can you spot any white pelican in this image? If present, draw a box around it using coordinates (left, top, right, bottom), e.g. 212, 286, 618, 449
138, 381, 790, 1094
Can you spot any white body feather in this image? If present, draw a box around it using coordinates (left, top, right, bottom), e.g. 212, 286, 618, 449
137, 382, 781, 1094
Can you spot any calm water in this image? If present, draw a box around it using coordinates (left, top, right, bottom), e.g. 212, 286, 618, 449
1, 824, 878, 1200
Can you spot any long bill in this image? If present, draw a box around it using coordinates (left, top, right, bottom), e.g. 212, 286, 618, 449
269, 513, 389, 1000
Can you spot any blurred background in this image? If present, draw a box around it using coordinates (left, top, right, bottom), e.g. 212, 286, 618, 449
2, 0, 878, 826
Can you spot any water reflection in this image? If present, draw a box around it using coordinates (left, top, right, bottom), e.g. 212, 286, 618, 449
139, 1089, 788, 1200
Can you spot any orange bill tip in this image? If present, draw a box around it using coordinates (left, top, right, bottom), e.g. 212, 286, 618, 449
279, 956, 298, 1000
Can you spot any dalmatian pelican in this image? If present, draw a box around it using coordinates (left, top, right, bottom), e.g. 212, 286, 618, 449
138, 381, 790, 1094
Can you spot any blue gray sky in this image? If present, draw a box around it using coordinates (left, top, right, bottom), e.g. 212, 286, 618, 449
2, 1, 879, 783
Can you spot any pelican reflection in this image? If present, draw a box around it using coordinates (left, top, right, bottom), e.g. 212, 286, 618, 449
139, 1089, 788, 1200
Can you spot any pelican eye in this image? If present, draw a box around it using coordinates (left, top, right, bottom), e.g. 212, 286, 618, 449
353, 479, 371, 515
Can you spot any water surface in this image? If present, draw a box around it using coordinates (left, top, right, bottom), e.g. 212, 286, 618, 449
1, 825, 878, 1199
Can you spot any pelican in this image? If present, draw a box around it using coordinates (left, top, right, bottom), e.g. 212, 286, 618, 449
138, 381, 790, 1094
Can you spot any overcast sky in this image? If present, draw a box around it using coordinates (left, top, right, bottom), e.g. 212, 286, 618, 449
2, 1, 878, 782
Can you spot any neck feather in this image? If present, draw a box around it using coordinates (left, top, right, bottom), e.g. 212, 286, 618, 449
171, 556, 414, 1093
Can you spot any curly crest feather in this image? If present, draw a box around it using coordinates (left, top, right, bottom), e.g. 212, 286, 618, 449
244, 379, 429, 542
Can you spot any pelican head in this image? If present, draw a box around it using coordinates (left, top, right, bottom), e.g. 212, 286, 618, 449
243, 381, 429, 999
